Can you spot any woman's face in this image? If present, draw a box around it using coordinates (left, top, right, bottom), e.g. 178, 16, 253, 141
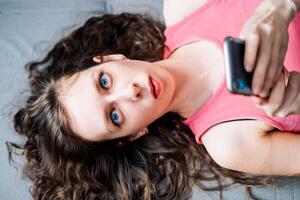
60, 57, 175, 141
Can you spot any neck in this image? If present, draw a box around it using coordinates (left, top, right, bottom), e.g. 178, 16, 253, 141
155, 53, 219, 119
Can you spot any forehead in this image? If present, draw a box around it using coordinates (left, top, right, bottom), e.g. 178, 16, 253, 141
58, 68, 110, 141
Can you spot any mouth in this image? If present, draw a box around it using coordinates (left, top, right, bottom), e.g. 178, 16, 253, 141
148, 76, 161, 99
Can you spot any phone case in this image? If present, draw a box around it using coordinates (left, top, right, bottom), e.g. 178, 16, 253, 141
223, 37, 253, 96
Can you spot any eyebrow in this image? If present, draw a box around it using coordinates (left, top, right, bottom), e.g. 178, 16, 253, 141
91, 70, 114, 134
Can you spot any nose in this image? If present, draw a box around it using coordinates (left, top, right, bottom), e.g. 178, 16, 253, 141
129, 82, 142, 101
109, 82, 142, 102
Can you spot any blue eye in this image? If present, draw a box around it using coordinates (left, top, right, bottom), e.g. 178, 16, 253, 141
99, 72, 110, 89
111, 108, 122, 127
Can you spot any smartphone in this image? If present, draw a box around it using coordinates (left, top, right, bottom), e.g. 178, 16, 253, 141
223, 37, 253, 96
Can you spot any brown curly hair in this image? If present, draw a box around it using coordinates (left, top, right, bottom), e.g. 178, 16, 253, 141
7, 13, 278, 200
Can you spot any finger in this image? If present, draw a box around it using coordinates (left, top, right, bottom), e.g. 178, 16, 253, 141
283, 68, 290, 85
272, 35, 288, 85
264, 73, 286, 116
273, 67, 283, 87
252, 96, 267, 106
275, 101, 295, 118
275, 72, 300, 117
252, 24, 273, 96
289, 94, 300, 115
240, 31, 260, 72
259, 33, 282, 98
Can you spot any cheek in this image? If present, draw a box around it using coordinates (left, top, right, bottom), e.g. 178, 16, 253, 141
127, 107, 155, 127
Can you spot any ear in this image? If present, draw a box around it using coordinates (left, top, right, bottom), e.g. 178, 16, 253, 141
93, 54, 128, 63
127, 128, 149, 142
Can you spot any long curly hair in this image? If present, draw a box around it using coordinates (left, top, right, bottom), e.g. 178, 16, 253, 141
7, 13, 278, 200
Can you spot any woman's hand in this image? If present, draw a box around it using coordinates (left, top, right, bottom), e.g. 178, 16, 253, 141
239, 0, 297, 98
254, 69, 300, 117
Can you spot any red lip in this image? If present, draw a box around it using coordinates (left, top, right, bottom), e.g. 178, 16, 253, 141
148, 76, 161, 99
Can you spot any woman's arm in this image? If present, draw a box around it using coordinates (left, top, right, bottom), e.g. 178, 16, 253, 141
202, 120, 300, 176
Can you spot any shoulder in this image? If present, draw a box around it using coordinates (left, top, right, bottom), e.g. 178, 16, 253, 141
163, 0, 210, 27
201, 120, 275, 167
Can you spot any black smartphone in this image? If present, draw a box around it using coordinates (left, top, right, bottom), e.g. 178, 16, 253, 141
223, 37, 253, 96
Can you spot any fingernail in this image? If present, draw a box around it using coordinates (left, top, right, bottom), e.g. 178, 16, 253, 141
253, 96, 262, 104
266, 110, 274, 117
245, 65, 252, 72
264, 107, 274, 116
253, 86, 260, 95
276, 112, 286, 118
260, 91, 268, 98
255, 103, 263, 108
256, 100, 264, 106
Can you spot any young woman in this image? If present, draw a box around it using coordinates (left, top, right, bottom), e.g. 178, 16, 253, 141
7, 0, 300, 199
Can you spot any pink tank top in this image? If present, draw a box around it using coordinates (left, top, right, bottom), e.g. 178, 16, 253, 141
163, 0, 300, 144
